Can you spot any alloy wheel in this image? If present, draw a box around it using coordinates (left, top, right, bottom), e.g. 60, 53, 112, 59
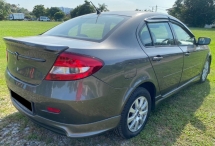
127, 96, 148, 132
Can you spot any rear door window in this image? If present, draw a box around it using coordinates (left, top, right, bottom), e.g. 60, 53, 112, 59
139, 25, 153, 46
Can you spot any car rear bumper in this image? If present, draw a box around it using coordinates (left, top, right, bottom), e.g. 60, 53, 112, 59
5, 69, 126, 137
12, 97, 120, 137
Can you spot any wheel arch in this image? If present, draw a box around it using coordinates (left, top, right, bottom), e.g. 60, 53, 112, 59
139, 82, 156, 110
122, 81, 158, 112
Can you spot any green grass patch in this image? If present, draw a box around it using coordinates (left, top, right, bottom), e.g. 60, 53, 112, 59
0, 21, 61, 118
0, 21, 215, 145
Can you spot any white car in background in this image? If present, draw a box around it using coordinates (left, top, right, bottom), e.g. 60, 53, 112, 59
39, 16, 50, 21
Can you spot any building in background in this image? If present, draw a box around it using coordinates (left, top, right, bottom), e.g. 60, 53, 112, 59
58, 7, 73, 15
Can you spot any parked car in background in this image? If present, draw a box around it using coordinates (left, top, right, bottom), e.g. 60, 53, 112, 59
9, 13, 25, 20
39, 16, 50, 21
4, 11, 211, 139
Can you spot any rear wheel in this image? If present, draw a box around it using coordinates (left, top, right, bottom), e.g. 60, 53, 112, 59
116, 87, 151, 139
200, 58, 210, 83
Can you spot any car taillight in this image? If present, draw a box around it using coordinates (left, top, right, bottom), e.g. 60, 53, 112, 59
45, 52, 103, 81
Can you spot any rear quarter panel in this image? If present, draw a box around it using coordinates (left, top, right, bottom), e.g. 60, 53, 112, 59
55, 14, 160, 108
65, 14, 160, 89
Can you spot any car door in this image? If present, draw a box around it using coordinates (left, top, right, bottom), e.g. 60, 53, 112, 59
139, 22, 184, 95
170, 22, 209, 85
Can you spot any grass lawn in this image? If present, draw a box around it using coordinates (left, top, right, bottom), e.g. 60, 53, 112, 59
0, 21, 215, 145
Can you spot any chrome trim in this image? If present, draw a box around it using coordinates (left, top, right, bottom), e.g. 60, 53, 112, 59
7, 49, 46, 62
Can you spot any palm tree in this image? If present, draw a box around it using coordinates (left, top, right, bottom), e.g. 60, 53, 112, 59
98, 3, 109, 12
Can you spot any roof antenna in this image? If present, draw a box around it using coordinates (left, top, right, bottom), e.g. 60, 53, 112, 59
90, 1, 101, 15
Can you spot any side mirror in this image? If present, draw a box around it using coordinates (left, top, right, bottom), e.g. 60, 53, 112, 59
197, 37, 211, 45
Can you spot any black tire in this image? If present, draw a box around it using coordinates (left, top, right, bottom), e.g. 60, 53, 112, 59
116, 87, 151, 139
200, 58, 210, 83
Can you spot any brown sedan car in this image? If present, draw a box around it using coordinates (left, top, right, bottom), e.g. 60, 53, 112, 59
4, 11, 211, 139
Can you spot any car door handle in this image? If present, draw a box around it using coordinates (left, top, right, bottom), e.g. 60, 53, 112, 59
153, 56, 163, 61
185, 52, 190, 56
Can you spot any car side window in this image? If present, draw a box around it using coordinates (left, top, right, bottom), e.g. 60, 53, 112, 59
148, 23, 175, 46
140, 25, 153, 46
171, 23, 194, 45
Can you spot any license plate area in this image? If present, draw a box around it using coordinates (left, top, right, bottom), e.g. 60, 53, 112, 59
11, 90, 33, 112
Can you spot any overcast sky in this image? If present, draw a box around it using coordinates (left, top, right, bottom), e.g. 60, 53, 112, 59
6, 0, 175, 13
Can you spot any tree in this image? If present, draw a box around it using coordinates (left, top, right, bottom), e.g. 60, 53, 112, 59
135, 9, 142, 11
135, 9, 152, 12
48, 7, 61, 20
17, 7, 29, 14
168, 0, 215, 27
0, 0, 11, 20
70, 5, 81, 18
32, 5, 46, 18
54, 11, 65, 21
76, 0, 95, 16
144, 9, 153, 12
9, 4, 18, 13
64, 14, 71, 21
24, 14, 32, 20
45, 7, 50, 16
98, 3, 109, 12
70, 0, 95, 18
168, 0, 187, 21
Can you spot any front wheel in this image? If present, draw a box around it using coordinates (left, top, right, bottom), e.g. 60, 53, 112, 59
116, 87, 151, 139
200, 58, 210, 83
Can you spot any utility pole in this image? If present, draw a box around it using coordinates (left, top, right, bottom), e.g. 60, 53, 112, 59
150, 5, 157, 12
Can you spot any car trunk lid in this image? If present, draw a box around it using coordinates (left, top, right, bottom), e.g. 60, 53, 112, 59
4, 37, 69, 85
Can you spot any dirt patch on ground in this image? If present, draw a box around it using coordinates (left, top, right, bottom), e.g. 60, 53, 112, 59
0, 114, 132, 146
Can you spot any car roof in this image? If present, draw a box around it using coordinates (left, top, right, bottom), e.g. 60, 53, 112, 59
99, 11, 194, 37
100, 11, 166, 17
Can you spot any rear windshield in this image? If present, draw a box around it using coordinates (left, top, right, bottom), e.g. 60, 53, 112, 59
43, 14, 127, 41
